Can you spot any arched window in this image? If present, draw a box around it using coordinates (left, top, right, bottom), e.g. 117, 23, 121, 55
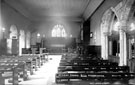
52, 24, 66, 37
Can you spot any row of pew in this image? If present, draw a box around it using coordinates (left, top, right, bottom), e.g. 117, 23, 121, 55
0, 53, 49, 85
55, 53, 135, 84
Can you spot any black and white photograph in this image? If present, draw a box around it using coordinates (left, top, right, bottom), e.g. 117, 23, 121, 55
0, 0, 135, 85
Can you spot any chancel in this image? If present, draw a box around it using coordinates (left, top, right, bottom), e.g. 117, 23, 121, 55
0, 0, 135, 85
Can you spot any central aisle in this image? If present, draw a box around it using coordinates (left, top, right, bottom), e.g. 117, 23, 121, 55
19, 55, 62, 85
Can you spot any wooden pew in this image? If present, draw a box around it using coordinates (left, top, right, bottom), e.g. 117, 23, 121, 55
22, 54, 43, 71
61, 54, 101, 60
0, 53, 48, 85
60, 59, 109, 62
59, 62, 118, 67
56, 53, 135, 84
0, 54, 37, 82
21, 54, 48, 74
13, 56, 34, 75
58, 66, 129, 73
22, 54, 38, 71
0, 63, 20, 85
0, 60, 28, 77
1, 55, 35, 75
55, 72, 135, 83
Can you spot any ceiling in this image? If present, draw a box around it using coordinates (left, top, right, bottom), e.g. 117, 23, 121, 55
4, 0, 104, 22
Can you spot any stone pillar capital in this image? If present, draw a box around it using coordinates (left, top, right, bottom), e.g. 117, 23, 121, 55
118, 25, 128, 32
118, 20, 129, 32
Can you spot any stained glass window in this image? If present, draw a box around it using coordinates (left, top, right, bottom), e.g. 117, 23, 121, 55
52, 24, 66, 37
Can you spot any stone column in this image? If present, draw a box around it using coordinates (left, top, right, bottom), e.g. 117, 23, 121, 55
105, 33, 109, 60
128, 38, 132, 71
109, 40, 112, 55
119, 29, 124, 66
134, 37, 135, 57
26, 32, 31, 48
102, 32, 109, 60
19, 33, 21, 56
119, 28, 127, 66
101, 34, 106, 59
123, 31, 127, 65
128, 38, 131, 59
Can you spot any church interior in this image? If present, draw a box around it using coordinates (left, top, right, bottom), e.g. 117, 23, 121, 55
0, 0, 135, 85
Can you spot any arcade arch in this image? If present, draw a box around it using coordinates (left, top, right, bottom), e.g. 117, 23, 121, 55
101, 8, 118, 60
101, 0, 135, 66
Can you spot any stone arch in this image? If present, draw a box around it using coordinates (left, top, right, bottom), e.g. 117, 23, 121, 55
124, 0, 135, 71
126, 0, 135, 33
120, 0, 135, 21
111, 0, 135, 27
100, 7, 120, 60
104, 0, 135, 33
101, 0, 135, 65
128, 0, 135, 20
101, 7, 120, 35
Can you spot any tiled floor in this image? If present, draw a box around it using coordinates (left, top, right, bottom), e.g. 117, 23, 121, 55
7, 55, 135, 85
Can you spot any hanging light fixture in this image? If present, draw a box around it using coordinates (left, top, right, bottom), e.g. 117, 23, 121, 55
37, 33, 40, 37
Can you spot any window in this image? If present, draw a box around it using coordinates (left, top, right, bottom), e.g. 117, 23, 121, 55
52, 24, 66, 37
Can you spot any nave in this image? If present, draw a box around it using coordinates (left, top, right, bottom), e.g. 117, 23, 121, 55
1, 0, 135, 84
